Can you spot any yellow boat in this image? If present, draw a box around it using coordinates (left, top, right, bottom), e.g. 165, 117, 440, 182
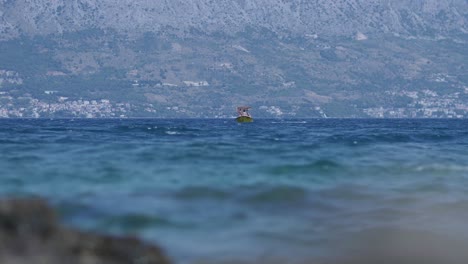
236, 106, 253, 123
236, 116, 253, 123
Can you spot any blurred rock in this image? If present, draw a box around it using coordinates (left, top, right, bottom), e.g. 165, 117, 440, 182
0, 198, 171, 264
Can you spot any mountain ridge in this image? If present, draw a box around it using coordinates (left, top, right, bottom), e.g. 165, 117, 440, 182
1, 0, 467, 40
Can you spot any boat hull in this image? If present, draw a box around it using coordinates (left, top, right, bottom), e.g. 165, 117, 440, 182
236, 116, 253, 123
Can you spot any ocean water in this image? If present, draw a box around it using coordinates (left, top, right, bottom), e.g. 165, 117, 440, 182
1, 118, 468, 263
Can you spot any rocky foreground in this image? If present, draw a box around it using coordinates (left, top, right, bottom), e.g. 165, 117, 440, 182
0, 198, 171, 264
2, 198, 468, 264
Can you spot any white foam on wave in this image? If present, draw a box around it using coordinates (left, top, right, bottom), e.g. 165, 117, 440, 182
414, 164, 468, 172
271, 121, 307, 124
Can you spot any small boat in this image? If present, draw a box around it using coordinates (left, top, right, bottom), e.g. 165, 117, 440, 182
236, 106, 253, 123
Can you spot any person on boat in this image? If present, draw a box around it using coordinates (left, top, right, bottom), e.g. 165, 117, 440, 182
237, 106, 251, 117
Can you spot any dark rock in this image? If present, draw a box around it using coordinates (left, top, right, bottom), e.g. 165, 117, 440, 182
0, 198, 171, 264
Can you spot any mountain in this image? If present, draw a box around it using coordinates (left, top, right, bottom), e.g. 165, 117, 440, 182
1, 0, 466, 39
0, 0, 467, 118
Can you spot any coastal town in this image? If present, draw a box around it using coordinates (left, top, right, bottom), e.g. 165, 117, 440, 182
1, 68, 466, 118
0, 96, 131, 118
363, 89, 468, 118
0, 88, 466, 118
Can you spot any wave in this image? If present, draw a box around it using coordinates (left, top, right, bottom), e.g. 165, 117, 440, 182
114, 124, 201, 136
322, 131, 459, 145
175, 186, 230, 200
267, 160, 343, 175
5, 155, 43, 163
413, 164, 468, 173
270, 121, 308, 124
243, 185, 308, 204
100, 213, 175, 231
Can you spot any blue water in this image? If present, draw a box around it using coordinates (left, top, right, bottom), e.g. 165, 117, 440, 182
1, 118, 468, 263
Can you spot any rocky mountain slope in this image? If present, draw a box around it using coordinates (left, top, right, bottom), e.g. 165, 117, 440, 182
1, 0, 466, 39
0, 0, 467, 118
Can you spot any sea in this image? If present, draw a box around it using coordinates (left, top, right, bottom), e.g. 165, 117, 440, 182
1, 118, 468, 263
